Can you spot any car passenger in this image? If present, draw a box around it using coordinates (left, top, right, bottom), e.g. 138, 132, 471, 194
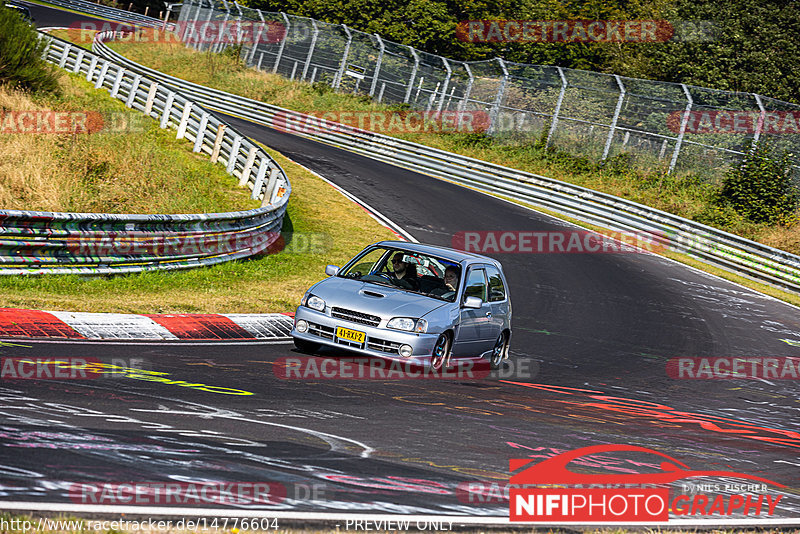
431, 265, 460, 299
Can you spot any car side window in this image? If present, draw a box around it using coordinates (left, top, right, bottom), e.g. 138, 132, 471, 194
464, 268, 487, 302
486, 265, 506, 302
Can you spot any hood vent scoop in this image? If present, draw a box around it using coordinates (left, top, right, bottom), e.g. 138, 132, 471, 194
362, 290, 386, 298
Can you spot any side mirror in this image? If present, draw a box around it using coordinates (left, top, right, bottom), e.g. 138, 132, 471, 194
325, 265, 340, 276
463, 296, 483, 309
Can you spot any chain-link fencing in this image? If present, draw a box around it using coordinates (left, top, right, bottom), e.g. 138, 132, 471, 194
177, 0, 800, 181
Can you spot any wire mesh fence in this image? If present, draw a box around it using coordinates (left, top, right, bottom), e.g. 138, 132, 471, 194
176, 0, 800, 181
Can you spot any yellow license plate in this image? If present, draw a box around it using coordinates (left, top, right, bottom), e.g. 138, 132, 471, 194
336, 326, 366, 344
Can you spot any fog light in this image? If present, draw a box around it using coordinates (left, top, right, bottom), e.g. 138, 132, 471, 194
296, 319, 309, 333
399, 344, 413, 358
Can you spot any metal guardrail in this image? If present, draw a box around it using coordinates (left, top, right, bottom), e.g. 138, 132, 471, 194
0, 32, 290, 275
34, 0, 169, 28
92, 32, 800, 293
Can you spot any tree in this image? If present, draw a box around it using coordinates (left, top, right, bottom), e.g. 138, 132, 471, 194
718, 140, 799, 225
0, 6, 60, 93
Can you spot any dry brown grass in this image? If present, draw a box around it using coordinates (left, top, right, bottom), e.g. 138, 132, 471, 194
0, 70, 258, 214
0, 85, 69, 211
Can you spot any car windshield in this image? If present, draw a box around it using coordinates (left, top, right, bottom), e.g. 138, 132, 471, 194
338, 246, 461, 302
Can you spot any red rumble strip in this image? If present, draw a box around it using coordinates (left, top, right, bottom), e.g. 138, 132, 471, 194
144, 314, 255, 340
0, 309, 84, 339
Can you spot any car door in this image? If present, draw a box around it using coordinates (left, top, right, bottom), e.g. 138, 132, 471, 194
485, 264, 510, 333
452, 266, 499, 357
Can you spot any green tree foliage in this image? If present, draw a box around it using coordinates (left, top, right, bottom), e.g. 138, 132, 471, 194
718, 141, 798, 225
0, 6, 60, 93
632, 0, 800, 103
244, 0, 666, 64
242, 0, 800, 104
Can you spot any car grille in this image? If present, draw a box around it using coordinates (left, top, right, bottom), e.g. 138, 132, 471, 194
307, 322, 334, 340
366, 337, 401, 354
331, 307, 380, 327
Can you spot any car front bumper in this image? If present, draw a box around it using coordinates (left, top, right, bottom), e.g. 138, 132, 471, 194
291, 306, 439, 364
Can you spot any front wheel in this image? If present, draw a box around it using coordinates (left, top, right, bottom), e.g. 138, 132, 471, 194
293, 338, 320, 354
489, 332, 508, 370
430, 333, 451, 371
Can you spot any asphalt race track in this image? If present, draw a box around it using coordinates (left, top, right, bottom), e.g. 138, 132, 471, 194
2, 4, 800, 524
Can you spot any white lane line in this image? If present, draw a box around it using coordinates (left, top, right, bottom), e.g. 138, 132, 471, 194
130, 403, 375, 459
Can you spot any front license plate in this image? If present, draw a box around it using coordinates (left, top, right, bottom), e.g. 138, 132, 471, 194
336, 326, 365, 344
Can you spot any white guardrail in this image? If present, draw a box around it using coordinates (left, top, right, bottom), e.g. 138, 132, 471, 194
0, 32, 290, 275
91, 31, 800, 293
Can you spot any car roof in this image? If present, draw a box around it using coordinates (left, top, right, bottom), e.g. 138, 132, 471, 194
375, 240, 503, 269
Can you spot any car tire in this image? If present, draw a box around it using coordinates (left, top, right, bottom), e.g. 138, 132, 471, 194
430, 333, 451, 371
293, 338, 320, 354
490, 332, 508, 370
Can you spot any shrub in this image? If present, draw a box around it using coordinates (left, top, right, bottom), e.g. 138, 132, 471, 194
718, 141, 799, 225
0, 6, 60, 93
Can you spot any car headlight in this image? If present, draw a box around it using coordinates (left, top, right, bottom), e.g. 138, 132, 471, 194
387, 317, 415, 331
387, 317, 427, 333
306, 295, 326, 312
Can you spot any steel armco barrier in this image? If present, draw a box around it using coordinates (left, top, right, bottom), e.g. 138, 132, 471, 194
91, 33, 800, 293
0, 32, 290, 275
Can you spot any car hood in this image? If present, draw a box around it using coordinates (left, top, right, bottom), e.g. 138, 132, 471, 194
311, 276, 448, 319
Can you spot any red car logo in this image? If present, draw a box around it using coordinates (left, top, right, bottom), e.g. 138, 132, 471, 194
510, 444, 785, 487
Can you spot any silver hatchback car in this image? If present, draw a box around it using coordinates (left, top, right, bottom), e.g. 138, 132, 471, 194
291, 241, 512, 369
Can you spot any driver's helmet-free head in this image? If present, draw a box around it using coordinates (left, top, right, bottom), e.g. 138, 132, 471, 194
444, 265, 460, 287
391, 253, 406, 271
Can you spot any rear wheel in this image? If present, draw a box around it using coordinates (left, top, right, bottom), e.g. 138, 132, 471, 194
430, 333, 451, 371
293, 338, 320, 354
489, 332, 508, 370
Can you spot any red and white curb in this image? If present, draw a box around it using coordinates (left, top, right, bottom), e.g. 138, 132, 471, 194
0, 308, 293, 341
